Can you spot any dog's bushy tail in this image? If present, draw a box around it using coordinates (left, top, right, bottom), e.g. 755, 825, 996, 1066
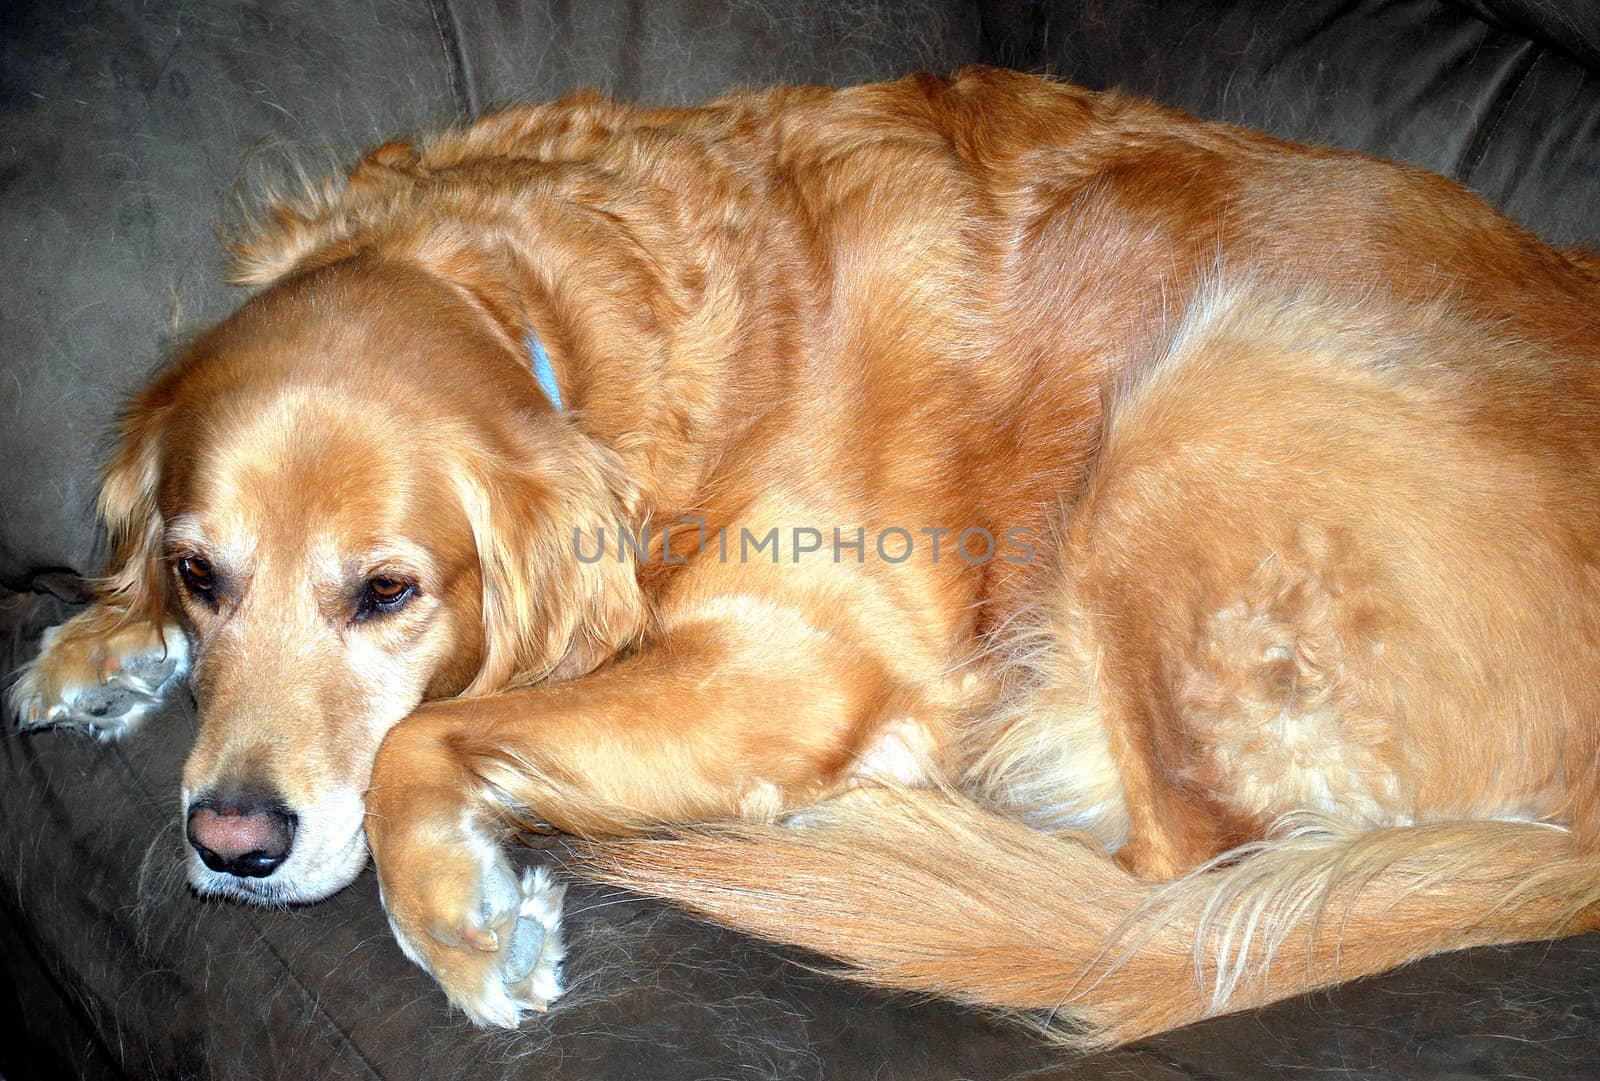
571, 789, 1600, 1047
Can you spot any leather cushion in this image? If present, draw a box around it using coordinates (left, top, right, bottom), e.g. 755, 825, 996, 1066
1047, 0, 1600, 247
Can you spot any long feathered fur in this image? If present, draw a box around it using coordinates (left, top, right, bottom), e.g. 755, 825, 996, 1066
573, 790, 1600, 1047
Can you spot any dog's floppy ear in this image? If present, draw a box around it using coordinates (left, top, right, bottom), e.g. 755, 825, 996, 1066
457, 427, 647, 694
95, 397, 169, 625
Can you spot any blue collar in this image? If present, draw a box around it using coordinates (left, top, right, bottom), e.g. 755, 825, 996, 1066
526, 331, 563, 410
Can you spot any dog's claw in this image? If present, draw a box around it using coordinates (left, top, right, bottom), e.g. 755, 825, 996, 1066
463, 925, 500, 952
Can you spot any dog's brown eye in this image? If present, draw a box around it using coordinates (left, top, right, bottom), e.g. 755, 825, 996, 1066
178, 556, 216, 600
358, 576, 415, 618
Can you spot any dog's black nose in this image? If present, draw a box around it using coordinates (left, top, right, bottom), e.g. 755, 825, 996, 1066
186, 788, 297, 879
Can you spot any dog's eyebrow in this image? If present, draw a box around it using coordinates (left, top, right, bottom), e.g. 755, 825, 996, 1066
162, 515, 257, 571
162, 515, 214, 554
343, 544, 435, 582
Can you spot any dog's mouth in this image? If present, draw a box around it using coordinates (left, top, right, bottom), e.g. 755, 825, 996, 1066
186, 788, 371, 906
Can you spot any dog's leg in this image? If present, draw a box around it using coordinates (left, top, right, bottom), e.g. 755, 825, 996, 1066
366, 616, 894, 1026
7, 604, 187, 740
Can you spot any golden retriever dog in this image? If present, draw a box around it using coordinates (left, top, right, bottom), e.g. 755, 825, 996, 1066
10, 67, 1600, 1046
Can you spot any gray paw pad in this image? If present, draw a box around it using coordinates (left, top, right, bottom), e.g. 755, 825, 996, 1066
70, 681, 152, 721
503, 915, 548, 982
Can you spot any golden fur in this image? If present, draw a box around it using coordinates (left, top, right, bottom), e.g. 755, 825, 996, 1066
11, 68, 1600, 1045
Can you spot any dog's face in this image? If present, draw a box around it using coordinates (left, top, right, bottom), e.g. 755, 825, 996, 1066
110, 257, 642, 903
153, 261, 493, 904
170, 393, 487, 904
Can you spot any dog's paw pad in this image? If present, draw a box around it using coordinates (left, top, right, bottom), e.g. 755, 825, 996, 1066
501, 867, 566, 1008
9, 617, 188, 739
384, 849, 567, 1028
475, 861, 566, 1015
502, 913, 547, 981
71, 680, 153, 720
111, 651, 185, 696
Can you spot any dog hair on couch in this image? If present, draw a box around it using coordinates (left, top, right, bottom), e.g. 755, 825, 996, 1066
10, 67, 1600, 1046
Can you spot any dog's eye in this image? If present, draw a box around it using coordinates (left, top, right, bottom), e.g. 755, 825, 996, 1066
358, 576, 415, 618
178, 556, 217, 604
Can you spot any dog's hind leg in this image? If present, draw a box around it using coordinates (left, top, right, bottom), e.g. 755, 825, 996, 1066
957, 582, 1131, 853
1054, 284, 1600, 874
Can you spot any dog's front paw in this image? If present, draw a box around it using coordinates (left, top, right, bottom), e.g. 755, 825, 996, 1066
378, 822, 566, 1027
7, 608, 188, 739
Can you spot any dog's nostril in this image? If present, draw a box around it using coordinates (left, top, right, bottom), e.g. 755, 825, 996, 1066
186, 789, 297, 880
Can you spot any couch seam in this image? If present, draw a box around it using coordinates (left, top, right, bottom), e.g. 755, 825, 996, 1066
1437, 0, 1600, 73
1454, 40, 1541, 183
426, 0, 478, 118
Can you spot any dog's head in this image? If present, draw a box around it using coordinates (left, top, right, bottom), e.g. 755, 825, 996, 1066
104, 251, 645, 904
96, 115, 754, 904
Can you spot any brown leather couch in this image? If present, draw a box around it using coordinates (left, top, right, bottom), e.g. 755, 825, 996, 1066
3, 2, 1598, 1077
